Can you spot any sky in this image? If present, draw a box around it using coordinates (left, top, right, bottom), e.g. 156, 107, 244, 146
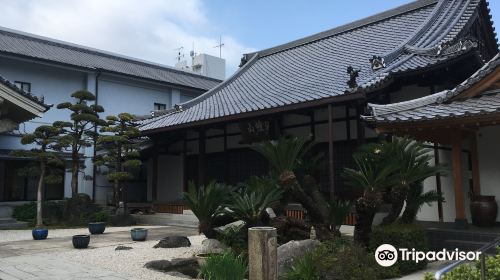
0, 0, 498, 77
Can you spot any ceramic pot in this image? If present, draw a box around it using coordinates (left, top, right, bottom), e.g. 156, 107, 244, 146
72, 234, 90, 249
32, 228, 48, 240
88, 222, 106, 234
130, 228, 148, 241
471, 195, 498, 227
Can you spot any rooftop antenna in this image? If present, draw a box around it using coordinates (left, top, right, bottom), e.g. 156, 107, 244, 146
214, 35, 224, 58
174, 46, 184, 62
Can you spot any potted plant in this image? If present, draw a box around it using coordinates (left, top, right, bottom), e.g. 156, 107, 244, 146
72, 234, 90, 249
470, 193, 498, 227
88, 211, 109, 234
130, 228, 148, 241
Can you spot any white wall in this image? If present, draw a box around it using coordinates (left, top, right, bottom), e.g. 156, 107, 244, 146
477, 125, 500, 221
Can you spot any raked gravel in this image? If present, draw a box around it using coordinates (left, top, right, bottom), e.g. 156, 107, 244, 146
0, 226, 166, 243
53, 235, 206, 280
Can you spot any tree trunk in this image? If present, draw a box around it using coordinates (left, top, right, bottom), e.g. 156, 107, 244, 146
114, 179, 120, 208
36, 162, 46, 228
354, 196, 379, 247
381, 187, 406, 225
71, 154, 79, 196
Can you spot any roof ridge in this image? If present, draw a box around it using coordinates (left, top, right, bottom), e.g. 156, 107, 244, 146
0, 26, 221, 82
247, 0, 438, 58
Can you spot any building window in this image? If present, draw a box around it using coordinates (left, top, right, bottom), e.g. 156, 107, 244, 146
14, 81, 31, 93
154, 103, 166, 111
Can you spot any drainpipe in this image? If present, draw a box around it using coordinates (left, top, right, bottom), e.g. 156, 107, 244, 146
92, 71, 101, 202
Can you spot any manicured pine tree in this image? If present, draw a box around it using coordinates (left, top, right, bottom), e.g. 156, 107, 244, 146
14, 125, 65, 228
54, 90, 105, 196
95, 113, 142, 211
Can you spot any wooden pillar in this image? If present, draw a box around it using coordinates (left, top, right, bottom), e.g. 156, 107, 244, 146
328, 104, 335, 200
470, 132, 481, 195
198, 129, 206, 186
248, 227, 278, 280
182, 133, 188, 192
223, 124, 229, 183
310, 111, 315, 141
152, 138, 158, 202
345, 104, 351, 140
433, 144, 444, 222
356, 104, 366, 145
451, 131, 467, 228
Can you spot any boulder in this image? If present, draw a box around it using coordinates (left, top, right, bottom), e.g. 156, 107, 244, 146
154, 236, 191, 248
115, 245, 132, 251
277, 239, 321, 276
144, 258, 198, 278
199, 239, 227, 254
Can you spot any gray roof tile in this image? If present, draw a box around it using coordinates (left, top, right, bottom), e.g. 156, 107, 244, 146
0, 27, 221, 91
140, 0, 494, 132
0, 74, 50, 110
365, 52, 500, 123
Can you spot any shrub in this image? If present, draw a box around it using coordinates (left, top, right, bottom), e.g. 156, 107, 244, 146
63, 193, 101, 225
198, 251, 247, 280
92, 211, 109, 222
182, 181, 231, 238
13, 201, 64, 226
227, 188, 282, 227
422, 248, 500, 280
281, 253, 320, 280
311, 238, 382, 280
369, 223, 428, 275
216, 224, 248, 260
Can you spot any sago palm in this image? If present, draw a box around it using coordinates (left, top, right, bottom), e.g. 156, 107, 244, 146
182, 181, 231, 236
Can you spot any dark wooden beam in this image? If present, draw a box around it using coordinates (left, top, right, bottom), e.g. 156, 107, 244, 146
433, 143, 444, 222
328, 104, 335, 200
198, 129, 206, 186
152, 139, 159, 202
470, 132, 481, 195
451, 131, 467, 228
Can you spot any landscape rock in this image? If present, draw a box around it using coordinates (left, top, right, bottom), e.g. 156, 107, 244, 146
153, 236, 191, 248
115, 245, 132, 250
144, 258, 198, 278
199, 238, 227, 254
277, 239, 321, 276
165, 271, 193, 279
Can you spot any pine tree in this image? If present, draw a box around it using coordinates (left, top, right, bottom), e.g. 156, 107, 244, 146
14, 125, 65, 228
55, 90, 105, 196
95, 113, 142, 211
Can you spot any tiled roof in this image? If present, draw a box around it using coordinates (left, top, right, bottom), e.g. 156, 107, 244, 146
140, 0, 497, 133
0, 74, 50, 110
0, 27, 221, 91
364, 52, 500, 123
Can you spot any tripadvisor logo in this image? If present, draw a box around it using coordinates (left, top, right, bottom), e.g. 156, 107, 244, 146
374, 244, 481, 267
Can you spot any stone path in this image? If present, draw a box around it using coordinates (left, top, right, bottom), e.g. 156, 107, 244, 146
0, 226, 198, 280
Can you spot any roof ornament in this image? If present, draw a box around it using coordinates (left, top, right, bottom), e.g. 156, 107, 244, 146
239, 54, 248, 67
346, 66, 360, 89
436, 38, 478, 56
174, 104, 183, 112
369, 55, 386, 70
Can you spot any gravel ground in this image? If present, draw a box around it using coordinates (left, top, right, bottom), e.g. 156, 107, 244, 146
53, 235, 206, 280
0, 226, 165, 243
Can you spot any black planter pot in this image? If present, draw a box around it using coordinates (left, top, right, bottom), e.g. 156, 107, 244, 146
471, 195, 498, 227
88, 222, 106, 234
72, 235, 90, 249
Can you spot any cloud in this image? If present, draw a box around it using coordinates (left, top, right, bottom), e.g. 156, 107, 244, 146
0, 0, 255, 77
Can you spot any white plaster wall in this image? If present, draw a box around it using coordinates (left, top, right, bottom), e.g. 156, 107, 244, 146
477, 126, 500, 221
157, 155, 184, 202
